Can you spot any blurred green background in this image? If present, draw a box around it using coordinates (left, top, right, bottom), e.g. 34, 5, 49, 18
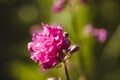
0, 0, 120, 80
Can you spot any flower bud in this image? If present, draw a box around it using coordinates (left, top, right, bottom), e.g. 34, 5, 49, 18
63, 32, 69, 38
62, 39, 71, 50
68, 44, 80, 54
64, 44, 80, 61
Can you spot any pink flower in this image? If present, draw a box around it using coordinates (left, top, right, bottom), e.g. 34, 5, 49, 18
28, 23, 70, 69
83, 24, 108, 43
52, 0, 67, 13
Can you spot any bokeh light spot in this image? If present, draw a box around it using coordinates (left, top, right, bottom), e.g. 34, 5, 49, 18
19, 5, 38, 23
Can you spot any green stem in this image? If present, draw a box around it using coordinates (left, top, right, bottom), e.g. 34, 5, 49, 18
64, 63, 70, 80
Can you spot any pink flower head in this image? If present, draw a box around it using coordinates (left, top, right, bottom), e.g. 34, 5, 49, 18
28, 23, 70, 69
52, 0, 67, 13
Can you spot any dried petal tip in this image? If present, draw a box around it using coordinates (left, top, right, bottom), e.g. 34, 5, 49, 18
63, 32, 69, 38
68, 45, 80, 54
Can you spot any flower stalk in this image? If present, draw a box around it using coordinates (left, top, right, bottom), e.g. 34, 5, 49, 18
63, 62, 70, 80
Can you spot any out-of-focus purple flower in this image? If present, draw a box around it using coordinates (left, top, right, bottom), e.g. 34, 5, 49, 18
29, 25, 41, 34
83, 24, 108, 43
28, 23, 71, 69
52, 0, 67, 13
93, 28, 107, 43
83, 24, 94, 37
80, 0, 88, 4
